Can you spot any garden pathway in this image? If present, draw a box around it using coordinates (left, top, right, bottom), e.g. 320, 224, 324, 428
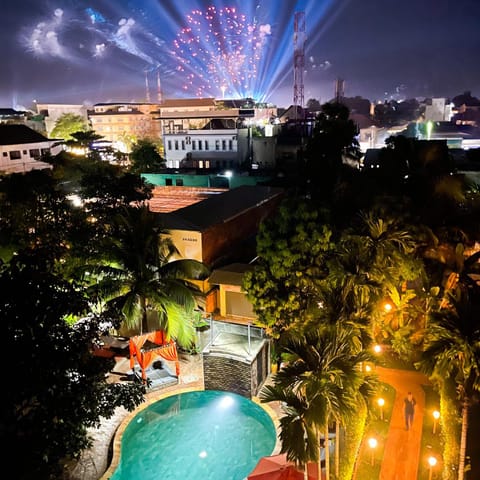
376, 367, 430, 480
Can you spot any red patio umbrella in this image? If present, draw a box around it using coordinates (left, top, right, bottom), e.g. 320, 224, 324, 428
247, 454, 305, 480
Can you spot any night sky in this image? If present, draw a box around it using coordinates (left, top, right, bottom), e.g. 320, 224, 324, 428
2, 0, 480, 110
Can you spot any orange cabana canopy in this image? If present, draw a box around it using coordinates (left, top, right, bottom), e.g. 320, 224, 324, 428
129, 330, 180, 381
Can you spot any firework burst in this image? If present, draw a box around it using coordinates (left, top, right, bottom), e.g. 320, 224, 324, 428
172, 6, 271, 99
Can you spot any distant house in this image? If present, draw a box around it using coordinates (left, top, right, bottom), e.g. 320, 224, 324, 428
0, 124, 62, 174
208, 263, 256, 320
0, 108, 28, 124
35, 103, 89, 136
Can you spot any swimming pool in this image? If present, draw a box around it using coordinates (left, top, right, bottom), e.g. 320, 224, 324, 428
110, 390, 277, 480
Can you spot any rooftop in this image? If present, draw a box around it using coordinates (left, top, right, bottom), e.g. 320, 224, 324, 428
157, 185, 284, 231
0, 124, 50, 145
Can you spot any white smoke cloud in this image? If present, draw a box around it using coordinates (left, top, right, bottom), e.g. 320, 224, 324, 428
94, 43, 106, 57
27, 9, 66, 58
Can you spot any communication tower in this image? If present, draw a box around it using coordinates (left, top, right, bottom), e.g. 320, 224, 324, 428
293, 11, 305, 113
145, 70, 151, 103
335, 78, 345, 102
156, 70, 163, 103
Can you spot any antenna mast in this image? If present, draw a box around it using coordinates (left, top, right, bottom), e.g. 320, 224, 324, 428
145, 70, 151, 103
156, 69, 163, 103
293, 11, 305, 114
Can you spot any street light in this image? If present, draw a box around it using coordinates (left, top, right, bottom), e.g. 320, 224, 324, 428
373, 344, 382, 354
377, 398, 385, 420
428, 456, 437, 480
368, 437, 378, 466
433, 410, 440, 434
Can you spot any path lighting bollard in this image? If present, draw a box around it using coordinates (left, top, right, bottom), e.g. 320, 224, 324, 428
377, 398, 385, 420
368, 437, 378, 466
433, 410, 440, 434
428, 456, 437, 480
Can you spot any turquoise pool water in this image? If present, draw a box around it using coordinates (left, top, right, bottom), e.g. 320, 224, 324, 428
110, 390, 277, 480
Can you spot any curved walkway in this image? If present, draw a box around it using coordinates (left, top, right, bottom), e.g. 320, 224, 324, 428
376, 367, 430, 480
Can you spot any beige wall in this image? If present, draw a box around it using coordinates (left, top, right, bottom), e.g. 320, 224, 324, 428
164, 229, 203, 262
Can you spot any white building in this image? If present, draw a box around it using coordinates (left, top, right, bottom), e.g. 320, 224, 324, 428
157, 98, 278, 169
0, 124, 62, 174
424, 98, 453, 122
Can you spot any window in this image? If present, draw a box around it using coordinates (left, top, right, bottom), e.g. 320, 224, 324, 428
9, 150, 21, 160
23, 150, 27, 154
2, 152, 7, 157
181, 140, 185, 150
29, 149, 40, 158
41, 148, 49, 156
215, 140, 220, 151
198, 140, 203, 150
222, 140, 226, 150
205, 141, 209, 150
165, 178, 173, 186
229, 140, 233, 150
176, 179, 184, 186
192, 140, 196, 150
167, 140, 172, 150
174, 140, 179, 150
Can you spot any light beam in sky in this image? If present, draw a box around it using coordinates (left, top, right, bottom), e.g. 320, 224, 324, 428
19, 1, 341, 105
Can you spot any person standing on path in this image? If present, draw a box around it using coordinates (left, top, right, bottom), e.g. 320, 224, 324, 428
404, 391, 416, 430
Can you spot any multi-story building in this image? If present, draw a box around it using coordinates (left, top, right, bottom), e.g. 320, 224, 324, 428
156, 98, 278, 170
88, 102, 161, 152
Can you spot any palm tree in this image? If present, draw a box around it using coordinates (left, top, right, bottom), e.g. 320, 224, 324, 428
418, 291, 480, 480
86, 204, 209, 345
260, 326, 377, 480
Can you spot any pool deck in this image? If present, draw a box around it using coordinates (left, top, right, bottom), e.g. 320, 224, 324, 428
68, 352, 282, 480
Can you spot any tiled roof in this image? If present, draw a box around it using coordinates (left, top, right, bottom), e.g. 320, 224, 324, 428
158, 185, 284, 231
0, 124, 49, 145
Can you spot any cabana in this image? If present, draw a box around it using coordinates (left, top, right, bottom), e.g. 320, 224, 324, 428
129, 330, 180, 382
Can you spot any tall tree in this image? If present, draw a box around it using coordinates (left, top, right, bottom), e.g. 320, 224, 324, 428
86, 205, 209, 344
129, 139, 165, 174
418, 291, 480, 480
0, 169, 89, 265
260, 326, 377, 480
303, 101, 361, 200
50, 113, 88, 141
0, 249, 145, 480
243, 199, 334, 336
